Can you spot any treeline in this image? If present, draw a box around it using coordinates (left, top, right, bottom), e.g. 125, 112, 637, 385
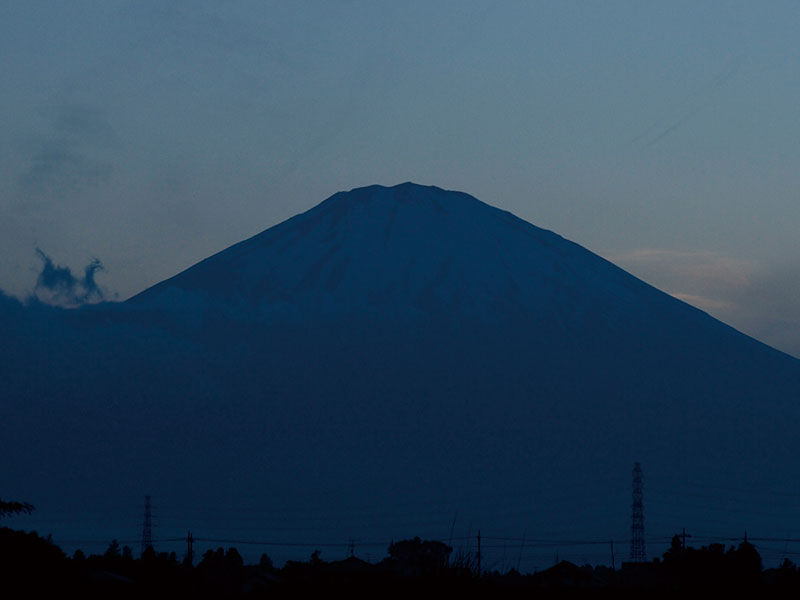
5, 527, 800, 596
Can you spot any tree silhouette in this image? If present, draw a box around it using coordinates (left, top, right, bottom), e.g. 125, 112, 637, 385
104, 539, 121, 558
387, 536, 452, 576
0, 499, 35, 518
259, 553, 273, 570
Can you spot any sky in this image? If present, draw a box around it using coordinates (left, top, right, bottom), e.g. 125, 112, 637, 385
1, 1, 799, 357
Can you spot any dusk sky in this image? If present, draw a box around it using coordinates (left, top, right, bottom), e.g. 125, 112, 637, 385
2, 1, 799, 357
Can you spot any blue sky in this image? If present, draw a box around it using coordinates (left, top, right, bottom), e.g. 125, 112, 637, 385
1, 1, 799, 356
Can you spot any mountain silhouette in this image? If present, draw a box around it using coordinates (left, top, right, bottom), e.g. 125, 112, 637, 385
3, 182, 800, 565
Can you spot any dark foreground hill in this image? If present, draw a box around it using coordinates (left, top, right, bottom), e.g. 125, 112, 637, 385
2, 183, 800, 567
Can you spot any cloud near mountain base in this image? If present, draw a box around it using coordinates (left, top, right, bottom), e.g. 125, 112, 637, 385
31, 248, 105, 307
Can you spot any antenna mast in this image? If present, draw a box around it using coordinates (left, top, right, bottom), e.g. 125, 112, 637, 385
630, 463, 646, 562
141, 495, 153, 557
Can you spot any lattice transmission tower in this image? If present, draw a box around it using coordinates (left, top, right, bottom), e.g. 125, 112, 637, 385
630, 462, 646, 562
141, 495, 153, 556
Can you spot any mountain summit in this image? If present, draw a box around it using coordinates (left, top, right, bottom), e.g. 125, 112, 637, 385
132, 182, 586, 316
131, 183, 700, 326
4, 182, 800, 566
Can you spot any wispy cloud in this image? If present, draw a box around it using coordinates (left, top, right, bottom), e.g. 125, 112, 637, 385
17, 104, 114, 196
669, 293, 733, 312
32, 248, 106, 307
608, 247, 800, 358
610, 248, 752, 291
629, 53, 746, 149
730, 264, 800, 358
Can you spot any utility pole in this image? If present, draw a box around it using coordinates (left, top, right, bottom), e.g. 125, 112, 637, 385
610, 540, 616, 571
141, 495, 153, 557
185, 531, 194, 566
476, 530, 481, 577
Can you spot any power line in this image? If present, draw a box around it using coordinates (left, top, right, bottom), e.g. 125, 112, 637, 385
52, 533, 679, 550
193, 537, 390, 548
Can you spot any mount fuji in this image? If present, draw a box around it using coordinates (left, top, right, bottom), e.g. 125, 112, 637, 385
3, 183, 800, 567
